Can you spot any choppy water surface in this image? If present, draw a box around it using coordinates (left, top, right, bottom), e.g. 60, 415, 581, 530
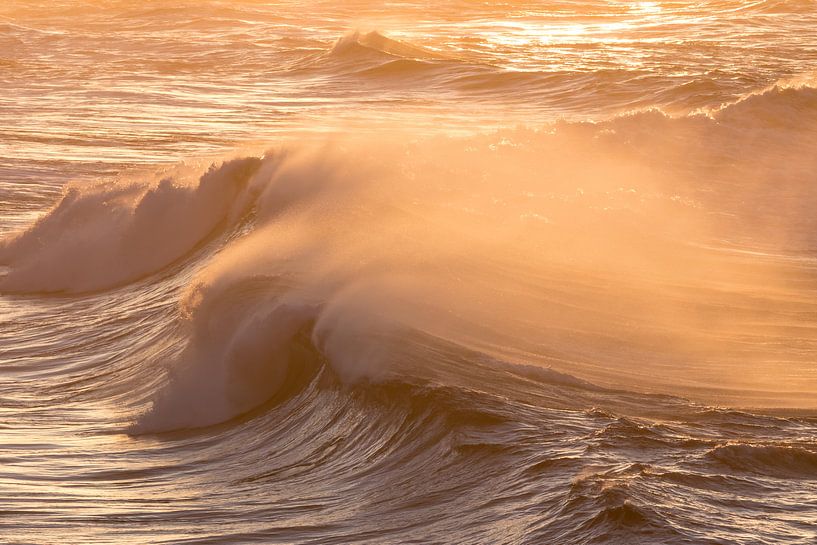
1, 1, 817, 544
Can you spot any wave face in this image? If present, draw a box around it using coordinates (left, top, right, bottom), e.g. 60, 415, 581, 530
2, 1, 817, 544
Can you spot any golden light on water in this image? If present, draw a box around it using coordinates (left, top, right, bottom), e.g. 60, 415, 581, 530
1, 1, 816, 543
633, 1, 663, 14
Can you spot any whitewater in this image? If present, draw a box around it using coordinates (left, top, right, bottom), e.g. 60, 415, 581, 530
1, 1, 816, 544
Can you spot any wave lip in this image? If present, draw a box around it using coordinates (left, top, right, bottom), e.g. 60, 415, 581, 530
131, 277, 323, 434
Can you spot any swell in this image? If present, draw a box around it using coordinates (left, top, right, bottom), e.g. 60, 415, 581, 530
291, 31, 448, 75
713, 76, 817, 128
329, 31, 448, 63
292, 31, 816, 114
131, 316, 817, 544
707, 443, 817, 478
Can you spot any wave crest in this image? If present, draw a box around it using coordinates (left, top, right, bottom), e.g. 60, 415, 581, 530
330, 31, 445, 62
0, 157, 262, 294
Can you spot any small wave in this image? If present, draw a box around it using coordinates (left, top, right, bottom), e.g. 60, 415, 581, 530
354, 58, 444, 79
591, 418, 697, 451
652, 470, 773, 493
555, 470, 683, 543
707, 443, 817, 478
330, 31, 446, 62
714, 80, 817, 129
293, 30, 457, 78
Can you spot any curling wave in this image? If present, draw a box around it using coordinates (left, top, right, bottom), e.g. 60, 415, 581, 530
6, 82, 817, 432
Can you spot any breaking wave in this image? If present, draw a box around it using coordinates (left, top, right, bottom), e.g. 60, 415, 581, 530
0, 157, 261, 293
4, 81, 817, 433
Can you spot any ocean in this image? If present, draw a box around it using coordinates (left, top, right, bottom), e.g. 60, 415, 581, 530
1, 1, 816, 543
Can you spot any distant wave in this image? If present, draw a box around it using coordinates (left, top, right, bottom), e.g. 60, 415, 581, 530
713, 76, 817, 127
330, 31, 448, 62
292, 30, 459, 82
297, 31, 817, 114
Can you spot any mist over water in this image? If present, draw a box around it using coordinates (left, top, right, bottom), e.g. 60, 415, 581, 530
1, 1, 817, 544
